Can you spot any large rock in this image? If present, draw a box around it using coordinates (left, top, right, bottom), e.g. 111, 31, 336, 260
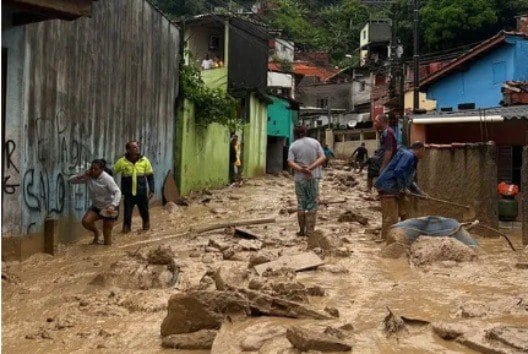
286, 326, 352, 352
160, 291, 250, 336
161, 329, 217, 349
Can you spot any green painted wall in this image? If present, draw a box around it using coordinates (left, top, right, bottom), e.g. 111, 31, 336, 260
201, 67, 228, 91
175, 99, 230, 195
267, 96, 294, 143
242, 93, 267, 178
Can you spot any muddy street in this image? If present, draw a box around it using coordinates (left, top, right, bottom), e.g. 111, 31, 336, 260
2, 163, 528, 353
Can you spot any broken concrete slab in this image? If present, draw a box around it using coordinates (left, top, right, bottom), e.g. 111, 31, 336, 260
486, 326, 528, 352
254, 252, 324, 276
160, 291, 250, 336
286, 326, 352, 352
161, 329, 217, 349
208, 239, 230, 251
238, 239, 263, 251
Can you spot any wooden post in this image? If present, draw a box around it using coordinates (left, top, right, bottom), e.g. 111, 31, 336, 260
522, 146, 528, 246
44, 218, 58, 255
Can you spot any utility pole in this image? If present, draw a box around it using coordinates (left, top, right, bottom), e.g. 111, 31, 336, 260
412, 0, 419, 112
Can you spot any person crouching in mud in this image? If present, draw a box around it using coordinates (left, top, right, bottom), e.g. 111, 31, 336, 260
374, 141, 427, 240
287, 126, 326, 236
69, 159, 122, 245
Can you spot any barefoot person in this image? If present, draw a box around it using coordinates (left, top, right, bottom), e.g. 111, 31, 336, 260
69, 159, 122, 245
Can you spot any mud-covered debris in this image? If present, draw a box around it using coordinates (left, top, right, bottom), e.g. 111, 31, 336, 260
409, 237, 477, 266
318, 264, 349, 274
432, 322, 465, 340
208, 239, 230, 251
248, 278, 266, 290
307, 230, 342, 251
160, 291, 251, 336
162, 329, 218, 349
338, 211, 369, 225
324, 306, 340, 317
147, 245, 176, 265
248, 252, 275, 268
213, 263, 248, 290
324, 326, 346, 339
286, 326, 352, 352
334, 247, 352, 257
234, 228, 261, 239
254, 252, 324, 275
164, 202, 179, 214
339, 323, 355, 332
201, 254, 215, 264
457, 303, 488, 318
381, 243, 407, 259
485, 326, 528, 351
383, 307, 408, 337
307, 285, 326, 296
515, 262, 528, 269
238, 239, 263, 251
222, 248, 235, 260
334, 174, 358, 188
239, 326, 286, 351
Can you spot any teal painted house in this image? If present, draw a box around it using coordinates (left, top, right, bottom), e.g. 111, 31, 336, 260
266, 95, 299, 173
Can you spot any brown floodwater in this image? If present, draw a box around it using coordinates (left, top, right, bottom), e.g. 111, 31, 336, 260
3, 166, 527, 353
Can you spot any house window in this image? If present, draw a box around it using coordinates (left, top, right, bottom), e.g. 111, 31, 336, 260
319, 98, 328, 108
359, 81, 366, 92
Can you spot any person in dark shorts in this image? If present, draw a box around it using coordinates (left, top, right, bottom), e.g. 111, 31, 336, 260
69, 159, 122, 245
351, 142, 369, 172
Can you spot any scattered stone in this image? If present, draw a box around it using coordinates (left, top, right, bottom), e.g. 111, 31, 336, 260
409, 237, 478, 266
457, 303, 488, 318
338, 211, 369, 225
286, 326, 352, 352
205, 246, 220, 253
202, 254, 215, 264
339, 323, 354, 332
324, 306, 340, 317
160, 291, 250, 336
161, 329, 218, 349
249, 253, 274, 267
213, 263, 248, 290
306, 285, 326, 296
209, 239, 230, 251
515, 262, 528, 269
248, 278, 265, 290
189, 252, 201, 258
238, 239, 263, 251
254, 252, 324, 276
222, 248, 235, 260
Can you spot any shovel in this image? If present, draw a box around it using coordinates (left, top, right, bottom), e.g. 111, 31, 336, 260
409, 193, 476, 220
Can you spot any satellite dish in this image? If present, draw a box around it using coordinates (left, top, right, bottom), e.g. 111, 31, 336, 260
347, 120, 358, 128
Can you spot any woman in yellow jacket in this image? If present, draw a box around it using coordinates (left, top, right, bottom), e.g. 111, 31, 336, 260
114, 141, 154, 233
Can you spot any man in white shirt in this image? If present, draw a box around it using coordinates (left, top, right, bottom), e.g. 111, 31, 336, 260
287, 126, 326, 236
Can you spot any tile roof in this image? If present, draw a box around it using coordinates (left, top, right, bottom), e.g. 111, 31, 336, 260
292, 62, 340, 83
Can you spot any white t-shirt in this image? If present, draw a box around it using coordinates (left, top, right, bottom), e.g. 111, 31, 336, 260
288, 137, 325, 181
201, 59, 213, 70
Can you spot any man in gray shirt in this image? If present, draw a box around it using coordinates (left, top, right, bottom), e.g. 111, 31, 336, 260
287, 126, 326, 236
70, 159, 122, 245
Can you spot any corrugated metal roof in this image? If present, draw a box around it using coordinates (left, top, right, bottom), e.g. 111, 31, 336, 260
415, 105, 528, 120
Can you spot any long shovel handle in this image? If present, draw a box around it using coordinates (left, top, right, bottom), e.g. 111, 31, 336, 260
410, 193, 471, 209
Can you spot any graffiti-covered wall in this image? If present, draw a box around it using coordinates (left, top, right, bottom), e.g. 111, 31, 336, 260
2, 0, 180, 238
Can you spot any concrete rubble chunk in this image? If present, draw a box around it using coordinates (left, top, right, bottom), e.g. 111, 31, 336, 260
248, 251, 275, 267
238, 239, 263, 251
208, 239, 230, 251
213, 263, 248, 290
254, 252, 324, 275
160, 291, 250, 336
286, 326, 352, 352
161, 329, 218, 349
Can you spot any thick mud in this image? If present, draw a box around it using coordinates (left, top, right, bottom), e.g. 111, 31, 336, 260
3, 161, 528, 353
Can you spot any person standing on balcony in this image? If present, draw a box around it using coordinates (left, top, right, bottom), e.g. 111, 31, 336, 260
201, 53, 213, 70
114, 141, 155, 233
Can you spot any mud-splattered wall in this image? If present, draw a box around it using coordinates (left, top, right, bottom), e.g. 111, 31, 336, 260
416, 143, 498, 228
2, 0, 179, 239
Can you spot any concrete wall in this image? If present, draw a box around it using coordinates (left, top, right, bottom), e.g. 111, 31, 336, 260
243, 93, 267, 178
404, 91, 436, 111
332, 129, 379, 159
417, 144, 498, 227
175, 100, 230, 195
297, 83, 351, 111
2, 0, 179, 240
